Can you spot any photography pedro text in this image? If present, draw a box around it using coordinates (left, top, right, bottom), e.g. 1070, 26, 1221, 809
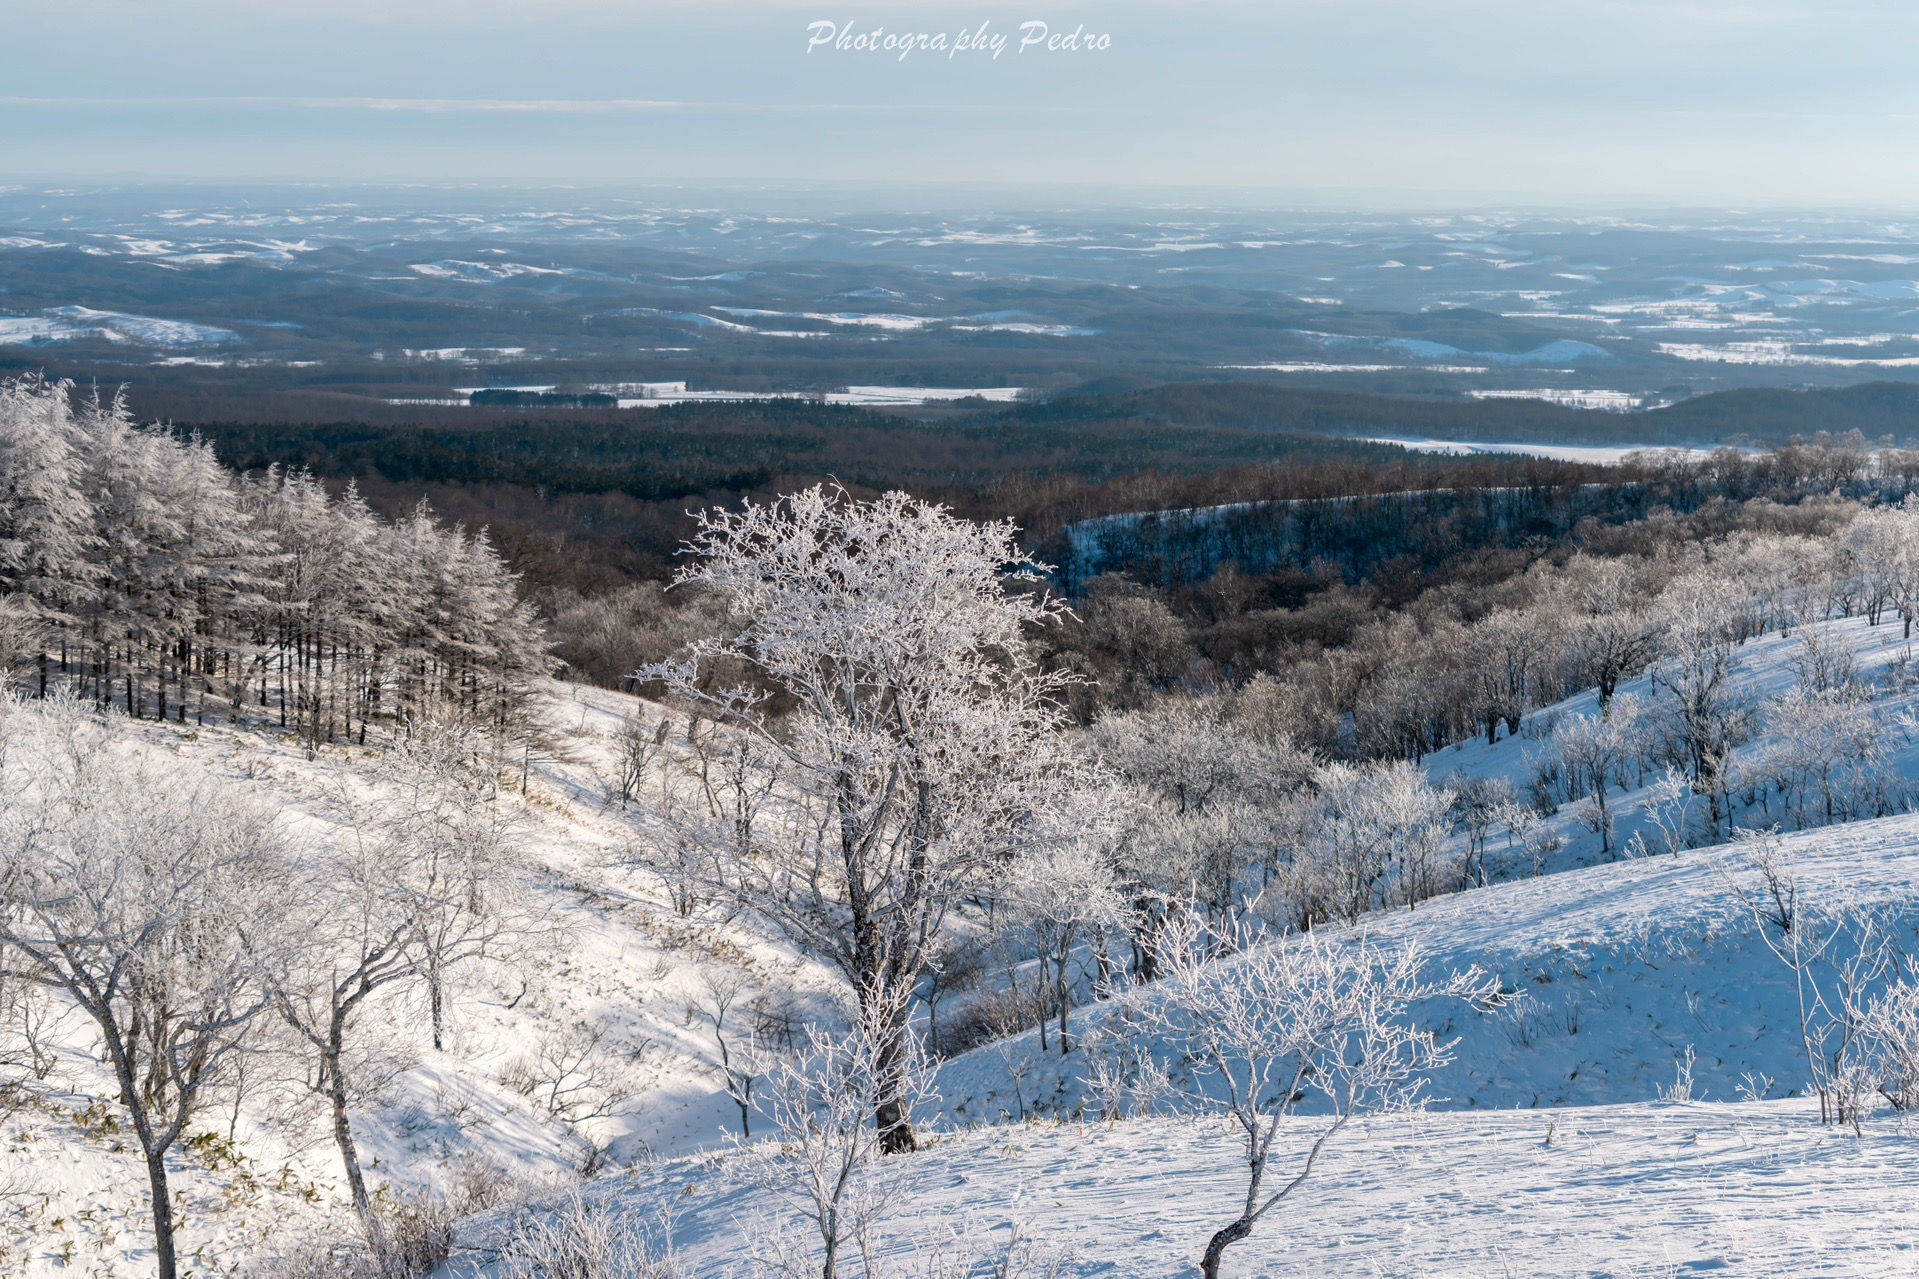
805, 19, 1111, 60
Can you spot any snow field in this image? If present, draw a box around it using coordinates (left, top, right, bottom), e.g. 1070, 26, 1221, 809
450, 1101, 1919, 1278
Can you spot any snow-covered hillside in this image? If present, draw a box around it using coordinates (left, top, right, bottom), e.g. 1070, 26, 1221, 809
935, 612, 1919, 1121
935, 806, 1919, 1124
0, 681, 831, 1278
1421, 611, 1919, 872
14, 573, 1919, 1278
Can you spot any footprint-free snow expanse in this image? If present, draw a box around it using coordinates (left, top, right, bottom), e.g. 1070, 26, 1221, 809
454, 1100, 1919, 1278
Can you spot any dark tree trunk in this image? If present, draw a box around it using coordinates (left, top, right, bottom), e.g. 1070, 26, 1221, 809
1056, 940, 1073, 1055
143, 1144, 179, 1279
428, 960, 445, 1051
325, 1041, 383, 1247
1199, 1216, 1254, 1279
876, 1093, 917, 1154
874, 1005, 918, 1154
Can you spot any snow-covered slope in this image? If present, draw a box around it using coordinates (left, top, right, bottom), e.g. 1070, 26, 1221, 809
15, 613, 1919, 1277
1422, 612, 1919, 871
0, 682, 827, 1277
426, 785, 1919, 1278
450, 1100, 1919, 1278
935, 808, 1919, 1125
937, 613, 1919, 1127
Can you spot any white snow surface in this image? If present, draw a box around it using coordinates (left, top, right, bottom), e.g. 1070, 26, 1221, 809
16, 616, 1919, 1275
0, 306, 238, 347
0, 682, 836, 1277
1354, 435, 1717, 463
447, 1101, 1919, 1278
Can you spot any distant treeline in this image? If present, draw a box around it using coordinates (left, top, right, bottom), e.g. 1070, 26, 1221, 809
104, 376, 1919, 594
469, 389, 618, 408
162, 399, 1445, 584
1002, 380, 1919, 449
1051, 437, 1919, 593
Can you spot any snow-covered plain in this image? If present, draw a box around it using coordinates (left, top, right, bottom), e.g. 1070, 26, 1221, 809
1353, 436, 1713, 463
0, 306, 238, 347
395, 383, 1028, 408
1464, 388, 1645, 411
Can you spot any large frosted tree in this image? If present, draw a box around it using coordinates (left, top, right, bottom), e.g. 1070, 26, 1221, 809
641, 485, 1080, 1152
0, 695, 285, 1279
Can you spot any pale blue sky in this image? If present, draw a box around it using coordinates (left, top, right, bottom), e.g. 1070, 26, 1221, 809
5, 1, 1918, 205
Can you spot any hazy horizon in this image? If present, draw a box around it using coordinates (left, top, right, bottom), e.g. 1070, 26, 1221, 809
9, 1, 1919, 207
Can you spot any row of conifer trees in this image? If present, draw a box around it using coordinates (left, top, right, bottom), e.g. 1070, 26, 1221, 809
0, 376, 547, 748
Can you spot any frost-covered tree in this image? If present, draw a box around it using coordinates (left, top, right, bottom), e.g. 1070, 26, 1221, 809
1096, 697, 1313, 972
640, 486, 1081, 1153
995, 809, 1127, 1054
1537, 698, 1644, 860
688, 968, 766, 1138
1648, 575, 1757, 839
1745, 686, 1901, 828
257, 733, 521, 1250
0, 377, 97, 692
1286, 761, 1456, 924
263, 847, 414, 1249
379, 728, 528, 1052
1845, 506, 1913, 630
0, 694, 285, 1279
1724, 829, 1894, 1130
1562, 557, 1666, 714
1121, 909, 1496, 1279
1862, 968, 1919, 1113
1465, 607, 1549, 745
1445, 772, 1514, 885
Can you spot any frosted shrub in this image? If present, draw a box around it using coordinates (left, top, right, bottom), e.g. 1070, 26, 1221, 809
740, 986, 938, 1279
1640, 767, 1696, 857
1116, 907, 1499, 1279
1656, 1047, 1698, 1104
1864, 972, 1919, 1112
1724, 830, 1896, 1130
492, 1192, 679, 1279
